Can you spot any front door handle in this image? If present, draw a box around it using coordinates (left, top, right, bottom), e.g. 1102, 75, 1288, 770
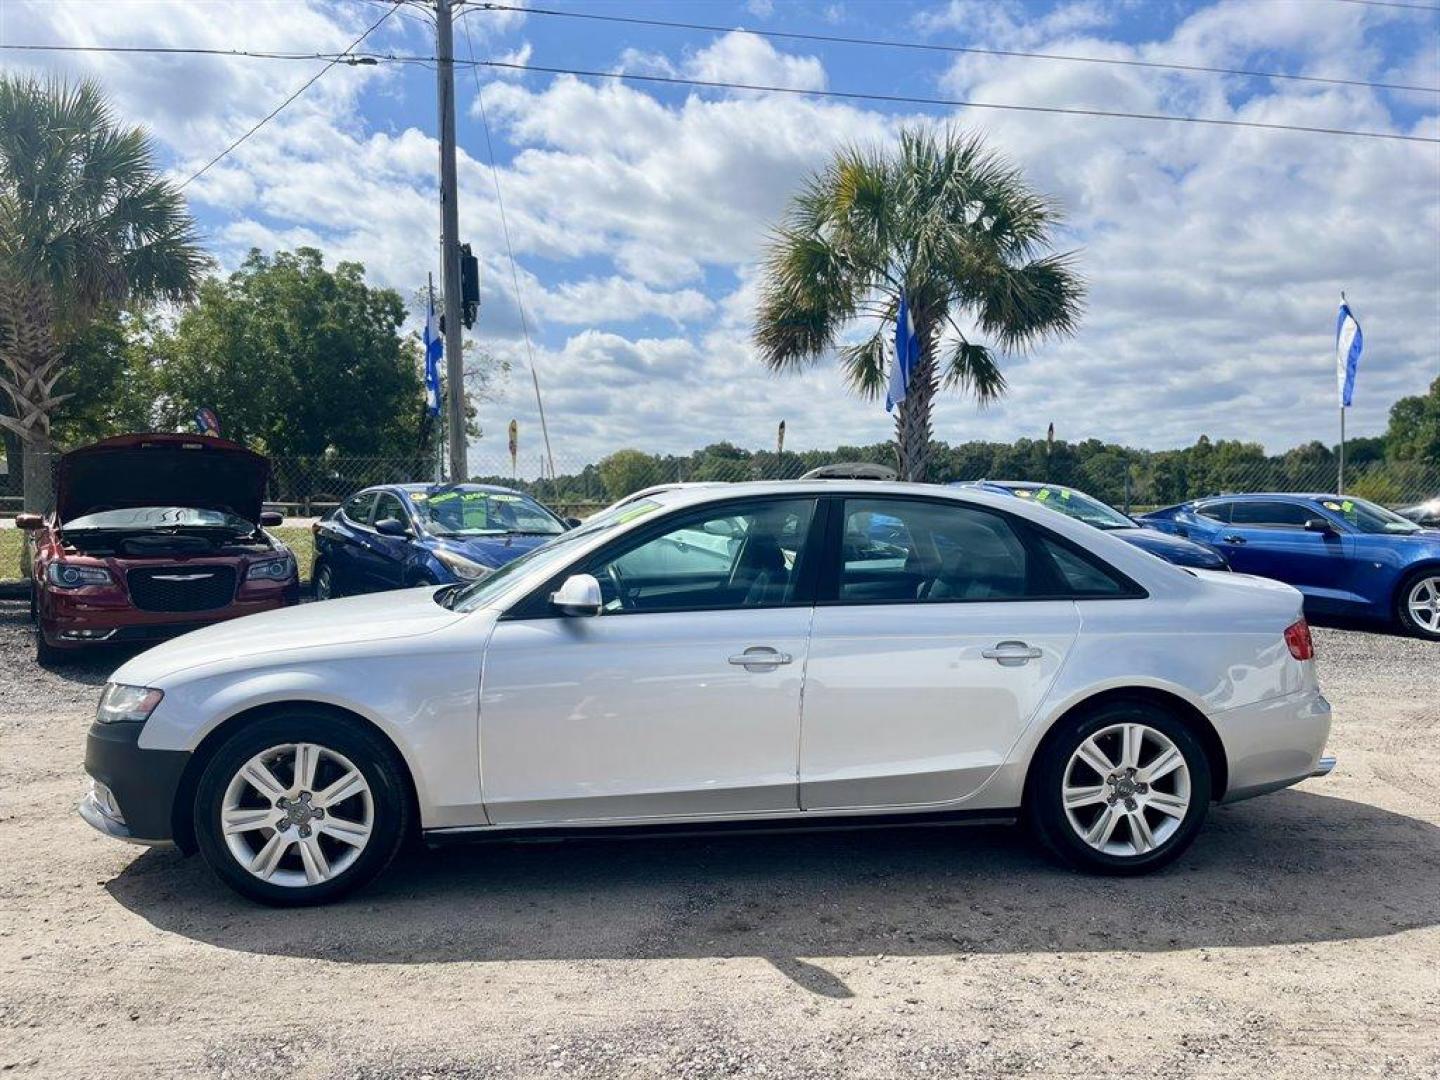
1222, 534, 1246, 544
728, 646, 793, 669
981, 641, 1043, 666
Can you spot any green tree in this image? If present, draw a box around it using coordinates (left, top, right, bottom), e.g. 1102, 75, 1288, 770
598, 449, 659, 500
754, 127, 1084, 481
1385, 376, 1440, 463
151, 248, 426, 458
0, 76, 207, 509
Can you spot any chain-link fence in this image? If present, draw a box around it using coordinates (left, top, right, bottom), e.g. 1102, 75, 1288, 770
4, 444, 1438, 519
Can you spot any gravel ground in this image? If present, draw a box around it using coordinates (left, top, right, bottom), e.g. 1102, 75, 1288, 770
0, 599, 1437, 1079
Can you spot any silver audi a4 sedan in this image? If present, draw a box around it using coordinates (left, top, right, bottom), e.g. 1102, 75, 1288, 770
81, 481, 1335, 905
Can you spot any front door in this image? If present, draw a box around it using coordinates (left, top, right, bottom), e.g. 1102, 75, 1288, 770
1215, 500, 1356, 609
479, 497, 821, 825
366, 491, 413, 591
801, 497, 1083, 810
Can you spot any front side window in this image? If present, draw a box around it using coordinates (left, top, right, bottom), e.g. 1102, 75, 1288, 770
589, 499, 817, 613
341, 491, 376, 525
837, 499, 1033, 602
1229, 501, 1314, 527
1193, 501, 1231, 523
372, 492, 408, 528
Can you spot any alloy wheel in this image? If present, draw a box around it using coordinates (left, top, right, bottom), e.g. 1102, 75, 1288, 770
1406, 575, 1440, 636
314, 564, 333, 600
220, 743, 374, 887
1061, 722, 1192, 858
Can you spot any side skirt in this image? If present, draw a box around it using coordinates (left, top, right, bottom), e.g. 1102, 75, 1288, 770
423, 807, 1020, 847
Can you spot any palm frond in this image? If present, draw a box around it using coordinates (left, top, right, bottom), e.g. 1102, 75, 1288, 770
941, 339, 1007, 405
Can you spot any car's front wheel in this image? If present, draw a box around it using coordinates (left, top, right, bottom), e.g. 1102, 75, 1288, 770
192, 713, 410, 906
1396, 569, 1440, 641
1028, 701, 1211, 875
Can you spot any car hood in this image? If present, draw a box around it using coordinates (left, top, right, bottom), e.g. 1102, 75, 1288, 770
1111, 526, 1226, 568
112, 586, 466, 685
57, 434, 269, 525
438, 532, 558, 567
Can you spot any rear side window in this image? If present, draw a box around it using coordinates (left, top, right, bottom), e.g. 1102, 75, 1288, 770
836, 499, 1033, 602
1193, 501, 1231, 523
1229, 501, 1313, 527
1033, 535, 1131, 596
341, 491, 377, 525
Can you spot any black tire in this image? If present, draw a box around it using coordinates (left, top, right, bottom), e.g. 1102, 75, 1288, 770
35, 628, 71, 666
192, 712, 410, 907
312, 559, 339, 601
1027, 700, 1212, 876
1394, 568, 1440, 641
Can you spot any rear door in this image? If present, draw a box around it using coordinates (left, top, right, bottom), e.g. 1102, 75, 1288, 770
323, 491, 377, 594
800, 497, 1088, 810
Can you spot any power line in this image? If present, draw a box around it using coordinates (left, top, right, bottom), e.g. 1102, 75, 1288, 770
470, 59, 1440, 144
179, 0, 404, 189
1329, 0, 1440, 11
5, 41, 1433, 143
472, 2, 1440, 96
459, 14, 557, 486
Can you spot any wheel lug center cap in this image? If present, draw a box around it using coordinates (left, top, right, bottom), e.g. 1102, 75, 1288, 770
279, 792, 318, 826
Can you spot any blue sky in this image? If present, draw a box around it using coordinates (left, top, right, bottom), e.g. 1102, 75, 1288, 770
5, 0, 1438, 472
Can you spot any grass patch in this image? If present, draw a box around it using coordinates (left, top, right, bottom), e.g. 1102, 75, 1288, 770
0, 523, 317, 584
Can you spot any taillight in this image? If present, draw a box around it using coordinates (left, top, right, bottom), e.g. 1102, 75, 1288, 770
1284, 618, 1315, 661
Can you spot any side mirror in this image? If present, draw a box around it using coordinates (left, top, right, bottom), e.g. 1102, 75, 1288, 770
375, 517, 409, 537
1304, 517, 1336, 534
551, 573, 602, 616
564, 516, 583, 529
14, 513, 43, 531
259, 511, 284, 527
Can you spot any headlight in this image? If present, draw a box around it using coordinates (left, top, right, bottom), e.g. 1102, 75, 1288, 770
245, 555, 294, 581
46, 562, 112, 588
435, 549, 492, 581
96, 683, 163, 725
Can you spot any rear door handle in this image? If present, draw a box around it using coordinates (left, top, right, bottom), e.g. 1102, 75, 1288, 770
981, 641, 1043, 665
1222, 534, 1246, 544
728, 646, 793, 669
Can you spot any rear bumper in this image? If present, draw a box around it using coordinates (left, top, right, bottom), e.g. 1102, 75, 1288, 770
81, 719, 190, 844
1212, 689, 1334, 803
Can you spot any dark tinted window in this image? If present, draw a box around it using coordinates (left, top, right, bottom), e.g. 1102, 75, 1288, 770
589, 499, 817, 613
1229, 501, 1313, 527
341, 491, 377, 525
372, 492, 407, 528
1035, 536, 1129, 596
837, 499, 1032, 602
1193, 501, 1231, 523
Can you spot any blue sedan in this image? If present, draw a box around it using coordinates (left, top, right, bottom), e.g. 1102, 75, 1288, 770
1138, 493, 1440, 640
312, 483, 570, 598
957, 481, 1230, 571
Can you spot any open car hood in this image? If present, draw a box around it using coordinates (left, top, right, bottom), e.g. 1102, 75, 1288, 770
56, 434, 270, 525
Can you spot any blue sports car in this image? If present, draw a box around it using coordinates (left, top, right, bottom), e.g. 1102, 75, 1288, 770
312, 483, 571, 598
957, 481, 1230, 571
1139, 493, 1440, 640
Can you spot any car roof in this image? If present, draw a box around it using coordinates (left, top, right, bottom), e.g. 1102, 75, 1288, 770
1197, 492, 1338, 503
387, 482, 533, 497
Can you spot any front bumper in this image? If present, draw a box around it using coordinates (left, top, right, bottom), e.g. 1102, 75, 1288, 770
41, 579, 298, 650
80, 719, 190, 844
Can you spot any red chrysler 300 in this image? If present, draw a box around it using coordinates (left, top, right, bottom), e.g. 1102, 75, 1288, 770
17, 434, 300, 663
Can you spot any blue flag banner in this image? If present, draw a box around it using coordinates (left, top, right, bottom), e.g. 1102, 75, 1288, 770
1336, 298, 1363, 408
423, 294, 443, 417
886, 295, 919, 413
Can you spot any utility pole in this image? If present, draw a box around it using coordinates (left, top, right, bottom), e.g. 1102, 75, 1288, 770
435, 0, 468, 482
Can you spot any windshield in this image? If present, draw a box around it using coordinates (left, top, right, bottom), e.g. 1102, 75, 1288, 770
1007, 486, 1134, 529
410, 487, 564, 537
444, 499, 664, 612
1318, 496, 1422, 535
63, 507, 256, 531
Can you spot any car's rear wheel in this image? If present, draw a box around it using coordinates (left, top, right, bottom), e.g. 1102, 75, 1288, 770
193, 713, 409, 906
1396, 570, 1440, 641
1028, 701, 1211, 875
312, 560, 338, 601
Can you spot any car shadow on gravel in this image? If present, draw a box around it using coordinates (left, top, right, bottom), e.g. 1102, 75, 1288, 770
107, 786, 1440, 983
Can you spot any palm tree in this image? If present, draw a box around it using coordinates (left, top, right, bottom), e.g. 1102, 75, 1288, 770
0, 76, 208, 510
755, 127, 1084, 481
